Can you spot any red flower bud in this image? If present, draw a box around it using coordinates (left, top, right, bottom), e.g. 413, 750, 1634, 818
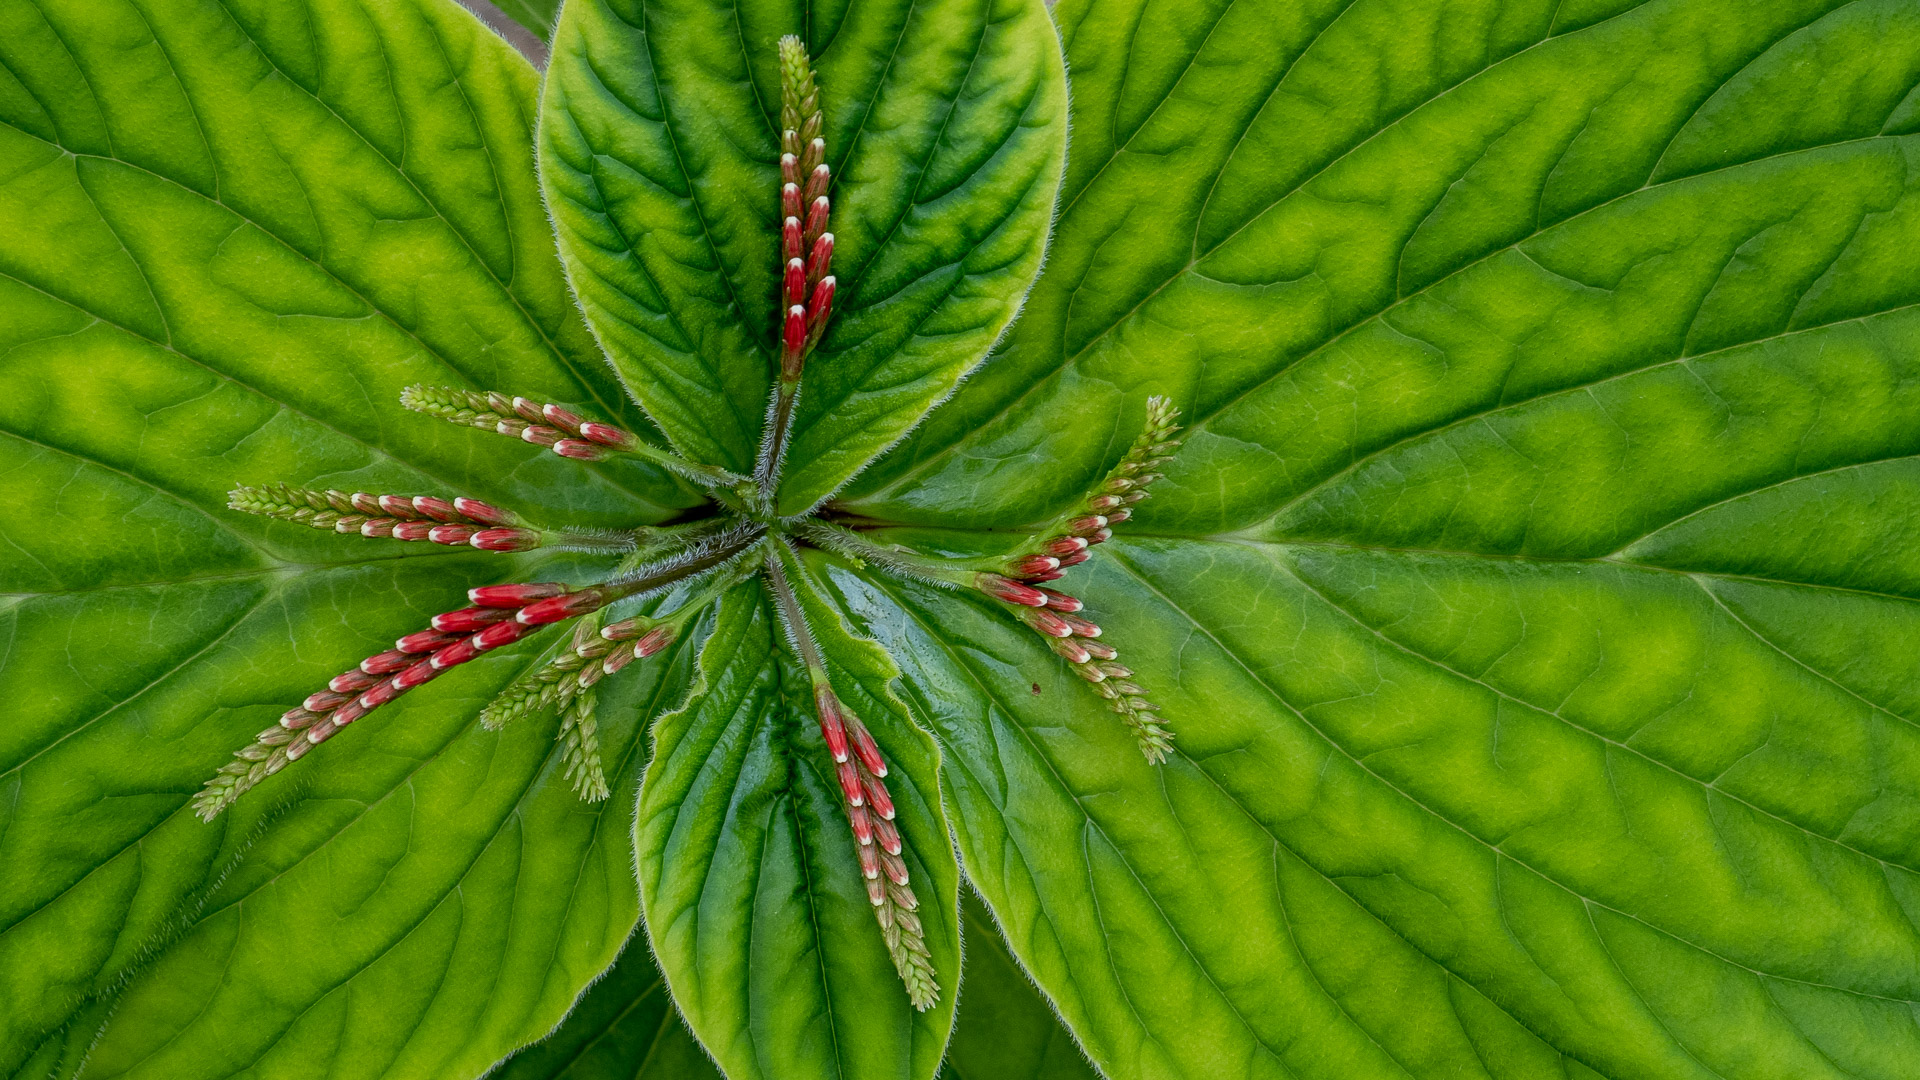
634, 626, 676, 657
873, 816, 903, 856
1082, 640, 1118, 661
304, 689, 350, 713
519, 425, 562, 447
393, 522, 434, 541
783, 181, 802, 220
783, 215, 802, 261
1068, 515, 1108, 535
329, 669, 381, 693
1038, 588, 1082, 612
397, 629, 459, 653
453, 497, 515, 525
433, 606, 512, 633
540, 403, 583, 431
1087, 494, 1123, 512
1051, 636, 1092, 665
1106, 508, 1132, 524
858, 840, 882, 880
358, 679, 403, 708
804, 195, 829, 242
429, 637, 482, 669
807, 232, 833, 284
470, 582, 568, 607
578, 421, 635, 449
816, 686, 850, 762
849, 723, 887, 778
429, 524, 477, 545
394, 659, 440, 689
475, 620, 530, 651
359, 518, 398, 538
511, 396, 546, 423
279, 707, 321, 730
471, 528, 542, 551
377, 494, 414, 517
1022, 609, 1074, 637
848, 802, 874, 846
778, 251, 805, 307
977, 573, 1048, 607
781, 152, 798, 184
806, 277, 835, 338
516, 589, 606, 625
836, 759, 865, 806
1009, 554, 1059, 578
1057, 549, 1091, 568
330, 698, 373, 727
412, 496, 460, 522
1062, 614, 1101, 638
1044, 536, 1088, 556
554, 439, 608, 461
804, 162, 830, 204
1085, 527, 1113, 545
862, 774, 895, 820
360, 649, 413, 675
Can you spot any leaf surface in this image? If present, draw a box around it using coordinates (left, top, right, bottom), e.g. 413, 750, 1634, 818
0, 0, 690, 1074
634, 569, 960, 1080
493, 891, 1092, 1080
824, 0, 1920, 1075
537, 0, 1067, 510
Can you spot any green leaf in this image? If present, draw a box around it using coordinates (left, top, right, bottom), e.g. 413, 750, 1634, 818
537, 0, 1067, 510
942, 891, 1098, 1080
0, 0, 691, 1073
635, 569, 960, 1080
825, 0, 1920, 1075
494, 890, 1093, 1080
492, 932, 724, 1080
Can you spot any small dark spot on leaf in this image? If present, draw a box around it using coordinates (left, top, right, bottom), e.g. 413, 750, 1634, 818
1031, 682, 1042, 696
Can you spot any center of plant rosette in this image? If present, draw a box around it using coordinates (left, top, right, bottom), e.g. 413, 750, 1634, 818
197, 38, 1179, 1013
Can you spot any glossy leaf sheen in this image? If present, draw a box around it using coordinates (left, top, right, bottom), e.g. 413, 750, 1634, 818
635, 574, 960, 1080
0, 0, 692, 1075
537, 0, 1067, 510
825, 0, 1920, 1076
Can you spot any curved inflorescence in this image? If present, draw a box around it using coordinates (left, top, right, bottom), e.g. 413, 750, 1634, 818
201, 36, 1183, 1013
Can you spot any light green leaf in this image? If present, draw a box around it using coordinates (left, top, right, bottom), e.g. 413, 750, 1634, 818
635, 570, 960, 1080
537, 0, 1067, 510
0, 0, 692, 1074
823, 0, 1920, 1075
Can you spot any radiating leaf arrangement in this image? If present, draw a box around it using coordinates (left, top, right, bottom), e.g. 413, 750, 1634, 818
4, 0, 1919, 1078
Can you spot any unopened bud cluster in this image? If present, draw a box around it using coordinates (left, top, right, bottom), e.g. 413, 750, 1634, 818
970, 397, 1184, 762
230, 484, 542, 551
812, 683, 938, 1007
776, 34, 835, 380
194, 580, 622, 819
401, 385, 640, 462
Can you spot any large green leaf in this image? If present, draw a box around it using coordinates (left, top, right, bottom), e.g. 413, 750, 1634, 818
537, 0, 1067, 510
0, 0, 692, 1073
634, 568, 960, 1080
825, 0, 1920, 1075
493, 891, 1094, 1080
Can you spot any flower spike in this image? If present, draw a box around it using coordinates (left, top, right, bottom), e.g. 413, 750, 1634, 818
1000, 396, 1184, 582
763, 550, 939, 1010
756, 37, 838, 498
229, 484, 544, 551
401, 385, 748, 491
